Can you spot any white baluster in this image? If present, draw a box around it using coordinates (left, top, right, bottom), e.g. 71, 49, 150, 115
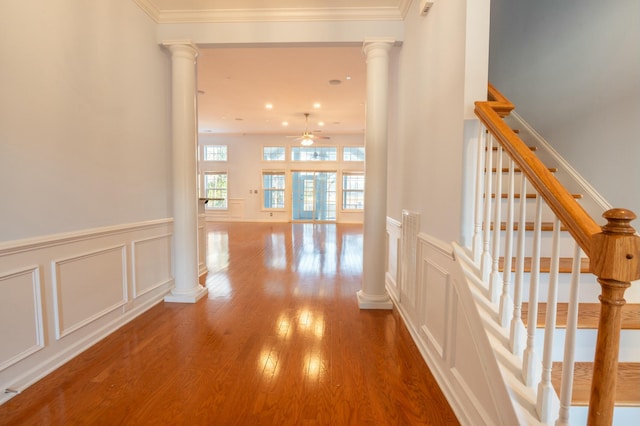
489, 145, 504, 304
480, 135, 494, 284
472, 125, 486, 264
555, 242, 583, 426
499, 159, 515, 327
523, 195, 543, 387
536, 216, 562, 423
510, 174, 528, 356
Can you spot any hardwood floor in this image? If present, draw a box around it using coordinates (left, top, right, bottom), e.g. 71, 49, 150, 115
0, 222, 459, 425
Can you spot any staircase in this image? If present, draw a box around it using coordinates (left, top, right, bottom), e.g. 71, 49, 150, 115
456, 85, 640, 425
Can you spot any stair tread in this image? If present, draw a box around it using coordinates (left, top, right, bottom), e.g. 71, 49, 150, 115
521, 302, 640, 329
551, 362, 640, 406
487, 146, 537, 151
499, 256, 590, 273
488, 167, 558, 173
489, 193, 583, 199
487, 221, 566, 232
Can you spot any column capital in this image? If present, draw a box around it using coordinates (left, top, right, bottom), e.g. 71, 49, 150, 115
161, 40, 199, 58
363, 38, 395, 56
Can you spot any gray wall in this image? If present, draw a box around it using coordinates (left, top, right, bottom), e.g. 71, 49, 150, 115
0, 0, 172, 242
489, 0, 640, 216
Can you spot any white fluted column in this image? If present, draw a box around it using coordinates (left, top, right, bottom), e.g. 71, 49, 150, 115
357, 39, 395, 310
163, 40, 207, 303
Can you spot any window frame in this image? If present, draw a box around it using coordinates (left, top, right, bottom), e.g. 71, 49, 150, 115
203, 145, 228, 162
262, 146, 286, 162
290, 146, 338, 162
203, 171, 228, 210
341, 171, 365, 211
343, 146, 365, 162
262, 170, 286, 211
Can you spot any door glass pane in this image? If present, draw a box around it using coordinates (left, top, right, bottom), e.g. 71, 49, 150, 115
292, 171, 336, 221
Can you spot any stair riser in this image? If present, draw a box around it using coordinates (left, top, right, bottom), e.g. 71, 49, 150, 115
494, 197, 559, 222
568, 406, 640, 423
487, 174, 529, 194
532, 329, 640, 362
493, 229, 581, 258
518, 272, 601, 303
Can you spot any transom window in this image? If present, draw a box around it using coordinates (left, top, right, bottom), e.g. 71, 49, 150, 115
204, 145, 228, 161
342, 172, 364, 210
204, 172, 228, 209
263, 146, 286, 161
291, 146, 337, 161
343, 147, 365, 162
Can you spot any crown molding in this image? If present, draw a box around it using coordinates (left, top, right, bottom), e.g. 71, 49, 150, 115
134, 0, 410, 23
133, 0, 161, 22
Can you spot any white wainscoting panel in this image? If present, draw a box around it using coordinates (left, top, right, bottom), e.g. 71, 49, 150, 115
0, 267, 44, 372
386, 219, 520, 426
52, 245, 127, 339
0, 219, 173, 405
385, 217, 402, 300
229, 199, 245, 218
198, 217, 207, 277
132, 234, 172, 298
420, 258, 450, 359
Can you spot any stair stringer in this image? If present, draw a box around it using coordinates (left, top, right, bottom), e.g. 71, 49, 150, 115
388, 230, 532, 425
450, 242, 550, 425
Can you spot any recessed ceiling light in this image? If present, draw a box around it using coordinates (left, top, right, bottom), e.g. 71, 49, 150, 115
328, 79, 341, 85
265, 103, 273, 109
313, 103, 321, 109
282, 121, 289, 126
345, 76, 352, 80
318, 122, 325, 126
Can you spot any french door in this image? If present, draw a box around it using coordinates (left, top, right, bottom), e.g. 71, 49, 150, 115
291, 171, 336, 221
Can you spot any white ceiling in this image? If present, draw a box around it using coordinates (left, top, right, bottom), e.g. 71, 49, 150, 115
197, 45, 366, 136
137, 0, 407, 136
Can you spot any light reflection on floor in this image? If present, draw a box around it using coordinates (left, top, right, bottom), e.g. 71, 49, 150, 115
203, 222, 364, 387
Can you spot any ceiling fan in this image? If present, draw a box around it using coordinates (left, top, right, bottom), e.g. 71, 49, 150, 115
287, 113, 330, 146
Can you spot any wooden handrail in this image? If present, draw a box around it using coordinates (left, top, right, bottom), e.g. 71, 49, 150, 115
475, 85, 640, 426
486, 83, 515, 117
474, 101, 600, 255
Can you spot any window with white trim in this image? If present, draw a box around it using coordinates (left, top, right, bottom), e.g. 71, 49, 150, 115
204, 172, 228, 209
263, 146, 285, 161
204, 145, 228, 161
262, 171, 285, 209
343, 147, 365, 162
342, 172, 364, 210
291, 146, 337, 161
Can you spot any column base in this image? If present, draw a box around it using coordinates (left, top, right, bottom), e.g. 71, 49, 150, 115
357, 290, 393, 310
164, 284, 208, 303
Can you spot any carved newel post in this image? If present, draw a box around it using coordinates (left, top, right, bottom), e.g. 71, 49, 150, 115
588, 208, 640, 426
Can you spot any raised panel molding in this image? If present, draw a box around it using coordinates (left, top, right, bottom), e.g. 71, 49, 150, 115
52, 245, 127, 339
0, 220, 172, 405
131, 234, 172, 298
421, 258, 450, 360
0, 267, 44, 372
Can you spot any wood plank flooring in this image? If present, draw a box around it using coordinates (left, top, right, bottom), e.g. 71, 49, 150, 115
0, 222, 459, 425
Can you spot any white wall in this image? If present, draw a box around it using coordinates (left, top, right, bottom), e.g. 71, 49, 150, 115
198, 133, 365, 223
489, 0, 640, 215
0, 0, 172, 242
0, 0, 174, 405
388, 0, 489, 244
